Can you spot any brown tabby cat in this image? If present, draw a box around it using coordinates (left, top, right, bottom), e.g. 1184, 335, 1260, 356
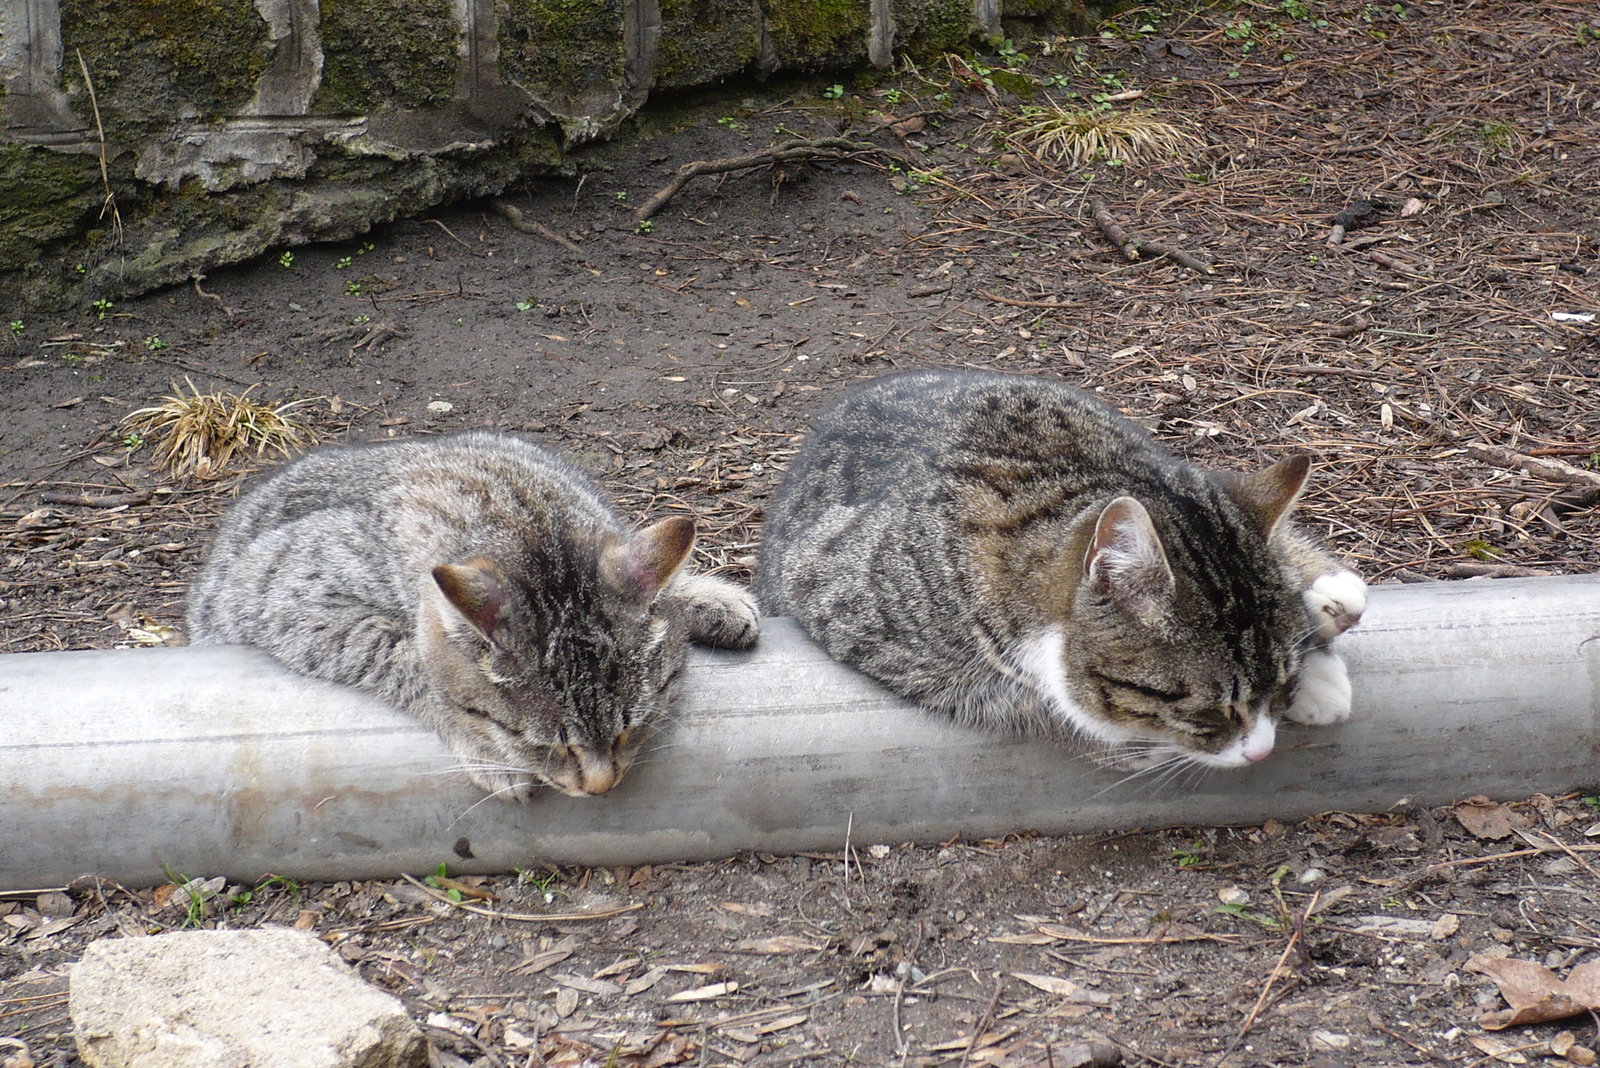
188, 431, 759, 800
756, 370, 1364, 773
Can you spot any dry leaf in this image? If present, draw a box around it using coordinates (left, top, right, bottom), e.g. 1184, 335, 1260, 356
718, 901, 774, 917
551, 972, 623, 997
1469, 1035, 1529, 1064
624, 966, 668, 996
514, 947, 574, 975
732, 936, 823, 954
1454, 796, 1532, 840
666, 981, 737, 1002
1011, 973, 1082, 997
1468, 957, 1600, 1029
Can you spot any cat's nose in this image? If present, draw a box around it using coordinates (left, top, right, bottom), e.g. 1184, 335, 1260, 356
1239, 715, 1275, 763
572, 747, 621, 794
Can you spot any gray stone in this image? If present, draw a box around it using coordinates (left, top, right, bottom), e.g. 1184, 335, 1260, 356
70, 928, 426, 1068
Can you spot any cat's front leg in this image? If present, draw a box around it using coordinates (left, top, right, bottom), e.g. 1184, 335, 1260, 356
666, 573, 761, 649
1304, 570, 1367, 643
1285, 647, 1353, 725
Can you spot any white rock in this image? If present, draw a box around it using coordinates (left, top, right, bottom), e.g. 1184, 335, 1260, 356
71, 927, 424, 1068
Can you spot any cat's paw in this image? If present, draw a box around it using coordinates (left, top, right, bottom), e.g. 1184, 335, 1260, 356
1285, 648, 1353, 726
1304, 570, 1367, 642
672, 574, 760, 649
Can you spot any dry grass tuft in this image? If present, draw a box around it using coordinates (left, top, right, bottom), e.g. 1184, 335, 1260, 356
122, 378, 316, 479
1000, 107, 1201, 167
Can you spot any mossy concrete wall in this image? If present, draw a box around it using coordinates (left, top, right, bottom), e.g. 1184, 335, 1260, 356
1, 0, 1089, 311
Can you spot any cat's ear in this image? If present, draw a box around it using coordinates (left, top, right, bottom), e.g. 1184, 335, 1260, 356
1084, 496, 1175, 623
433, 556, 508, 639
1213, 453, 1310, 535
602, 516, 696, 604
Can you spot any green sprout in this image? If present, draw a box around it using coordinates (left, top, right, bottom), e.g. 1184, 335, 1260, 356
92, 298, 114, 320
278, 250, 294, 268
144, 335, 164, 351
335, 256, 353, 270
822, 84, 845, 99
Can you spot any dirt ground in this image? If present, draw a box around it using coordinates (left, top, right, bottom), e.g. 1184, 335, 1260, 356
5, 1, 1600, 1065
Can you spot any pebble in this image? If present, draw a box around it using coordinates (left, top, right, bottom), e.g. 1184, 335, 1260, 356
1217, 886, 1249, 906
1298, 867, 1327, 885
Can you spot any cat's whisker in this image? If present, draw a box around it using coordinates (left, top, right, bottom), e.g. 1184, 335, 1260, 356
449, 782, 532, 827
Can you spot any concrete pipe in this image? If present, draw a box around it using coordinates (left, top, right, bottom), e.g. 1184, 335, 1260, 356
1, 576, 1598, 890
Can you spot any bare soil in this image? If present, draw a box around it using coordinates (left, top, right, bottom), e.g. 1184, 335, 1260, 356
4, 2, 1600, 1065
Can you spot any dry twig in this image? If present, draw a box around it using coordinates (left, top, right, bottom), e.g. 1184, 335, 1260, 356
634, 138, 904, 222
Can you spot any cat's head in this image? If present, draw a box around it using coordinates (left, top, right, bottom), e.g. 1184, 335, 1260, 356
1047, 455, 1314, 770
422, 516, 697, 797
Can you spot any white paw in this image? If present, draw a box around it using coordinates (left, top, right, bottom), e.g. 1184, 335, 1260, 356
1304, 570, 1367, 642
1286, 648, 1353, 725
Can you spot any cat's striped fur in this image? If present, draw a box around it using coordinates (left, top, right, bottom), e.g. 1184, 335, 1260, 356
756, 371, 1364, 770
188, 432, 758, 800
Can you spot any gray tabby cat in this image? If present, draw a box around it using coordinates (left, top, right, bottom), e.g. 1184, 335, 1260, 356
188, 431, 759, 800
757, 370, 1365, 770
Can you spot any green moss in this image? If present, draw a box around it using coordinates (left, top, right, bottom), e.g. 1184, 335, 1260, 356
1001, 0, 1091, 32
60, 0, 271, 126
314, 0, 459, 113
499, 0, 626, 120
0, 146, 105, 273
658, 0, 763, 88
892, 0, 978, 55
765, 0, 873, 70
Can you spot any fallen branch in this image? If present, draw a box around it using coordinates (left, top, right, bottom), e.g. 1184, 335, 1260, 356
1087, 197, 1214, 273
634, 138, 900, 223
1441, 562, 1549, 580
1088, 197, 1139, 261
38, 490, 151, 508
1466, 443, 1600, 489
492, 200, 584, 255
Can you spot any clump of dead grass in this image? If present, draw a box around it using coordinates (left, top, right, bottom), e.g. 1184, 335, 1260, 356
121, 378, 316, 479
1000, 107, 1201, 167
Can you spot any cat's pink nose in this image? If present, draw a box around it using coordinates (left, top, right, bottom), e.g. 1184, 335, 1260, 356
1244, 744, 1273, 763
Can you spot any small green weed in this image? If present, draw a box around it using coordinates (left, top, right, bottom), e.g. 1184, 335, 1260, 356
92, 297, 114, 320
143, 335, 164, 351
634, 219, 654, 235
278, 250, 294, 268
1463, 538, 1503, 562
822, 84, 845, 99
345, 281, 363, 296
883, 88, 905, 105
7, 320, 21, 336
335, 256, 353, 270
425, 862, 462, 902
515, 299, 536, 311
119, 431, 144, 450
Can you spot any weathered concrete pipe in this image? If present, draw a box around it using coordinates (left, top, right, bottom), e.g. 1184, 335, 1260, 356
2, 576, 1598, 890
